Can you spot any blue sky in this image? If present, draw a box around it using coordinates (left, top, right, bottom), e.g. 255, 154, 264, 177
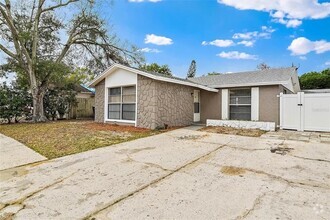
100, 0, 330, 77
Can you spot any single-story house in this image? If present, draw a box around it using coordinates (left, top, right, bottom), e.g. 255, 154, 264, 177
88, 64, 300, 129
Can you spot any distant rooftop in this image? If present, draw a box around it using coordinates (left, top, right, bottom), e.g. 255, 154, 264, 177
188, 67, 297, 88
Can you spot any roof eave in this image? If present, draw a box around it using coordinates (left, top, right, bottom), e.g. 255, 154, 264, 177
88, 64, 218, 92
209, 81, 291, 89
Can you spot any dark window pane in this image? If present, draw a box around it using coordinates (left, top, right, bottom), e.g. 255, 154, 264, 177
109, 88, 121, 103
122, 104, 135, 120
194, 103, 200, 113
109, 88, 121, 95
230, 106, 251, 120
109, 104, 120, 119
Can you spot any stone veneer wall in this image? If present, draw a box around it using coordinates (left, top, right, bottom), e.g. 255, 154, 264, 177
94, 79, 105, 123
137, 75, 194, 129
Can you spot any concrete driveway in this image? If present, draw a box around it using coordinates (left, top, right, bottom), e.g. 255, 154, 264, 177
0, 134, 46, 171
0, 126, 329, 219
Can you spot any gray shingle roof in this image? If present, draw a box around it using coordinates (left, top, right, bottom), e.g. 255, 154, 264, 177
188, 67, 297, 88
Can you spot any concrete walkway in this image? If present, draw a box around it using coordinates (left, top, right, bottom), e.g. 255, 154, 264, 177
0, 134, 46, 171
0, 127, 329, 219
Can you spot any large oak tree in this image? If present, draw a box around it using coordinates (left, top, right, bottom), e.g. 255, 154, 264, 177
0, 0, 143, 122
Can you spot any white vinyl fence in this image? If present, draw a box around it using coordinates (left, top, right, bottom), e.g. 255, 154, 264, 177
280, 92, 330, 132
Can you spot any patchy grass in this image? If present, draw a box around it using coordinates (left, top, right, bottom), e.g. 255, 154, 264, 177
199, 126, 266, 137
0, 120, 162, 159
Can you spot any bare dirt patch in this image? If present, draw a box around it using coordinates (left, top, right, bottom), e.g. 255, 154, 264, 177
200, 126, 266, 137
220, 166, 246, 176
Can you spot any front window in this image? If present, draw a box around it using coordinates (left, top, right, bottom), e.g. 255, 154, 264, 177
229, 88, 251, 120
108, 86, 136, 121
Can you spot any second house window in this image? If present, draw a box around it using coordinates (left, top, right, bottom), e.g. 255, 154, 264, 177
108, 86, 136, 121
229, 88, 251, 120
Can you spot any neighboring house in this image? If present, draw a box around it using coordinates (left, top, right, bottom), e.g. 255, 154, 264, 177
68, 84, 95, 119
88, 64, 300, 129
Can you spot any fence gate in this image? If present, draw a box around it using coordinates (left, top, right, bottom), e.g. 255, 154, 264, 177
280, 92, 330, 132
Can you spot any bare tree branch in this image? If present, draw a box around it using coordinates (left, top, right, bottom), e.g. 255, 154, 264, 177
0, 43, 18, 59
42, 0, 78, 12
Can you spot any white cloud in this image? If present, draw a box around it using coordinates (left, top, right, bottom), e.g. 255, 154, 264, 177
299, 56, 307, 60
237, 40, 254, 47
288, 37, 330, 55
144, 34, 173, 45
217, 0, 330, 28
217, 51, 258, 60
325, 61, 330, 66
129, 0, 162, 2
202, 39, 235, 47
233, 26, 275, 40
138, 48, 161, 53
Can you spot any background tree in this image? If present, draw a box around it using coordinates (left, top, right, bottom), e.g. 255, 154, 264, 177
299, 69, 330, 89
0, 0, 143, 122
257, 62, 271, 70
207, 72, 221, 76
0, 82, 32, 123
187, 60, 196, 78
139, 63, 172, 76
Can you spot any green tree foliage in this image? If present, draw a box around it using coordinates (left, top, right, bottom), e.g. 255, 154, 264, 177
207, 72, 221, 76
0, 82, 32, 123
140, 63, 172, 76
187, 60, 196, 78
0, 0, 143, 122
44, 87, 77, 120
299, 69, 330, 89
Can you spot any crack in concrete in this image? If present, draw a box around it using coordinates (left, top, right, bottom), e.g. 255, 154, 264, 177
209, 163, 330, 190
289, 155, 330, 163
234, 185, 289, 220
84, 142, 231, 219
235, 192, 267, 220
0, 170, 79, 216
125, 154, 174, 172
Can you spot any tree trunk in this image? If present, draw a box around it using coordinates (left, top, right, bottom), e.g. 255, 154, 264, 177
31, 87, 48, 122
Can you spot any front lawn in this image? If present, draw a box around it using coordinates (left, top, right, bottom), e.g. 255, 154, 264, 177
0, 120, 160, 159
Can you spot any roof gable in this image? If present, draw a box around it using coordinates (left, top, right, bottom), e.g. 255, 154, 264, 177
87, 64, 218, 92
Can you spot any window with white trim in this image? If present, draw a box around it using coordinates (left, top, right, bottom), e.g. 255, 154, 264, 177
229, 88, 251, 120
108, 86, 136, 121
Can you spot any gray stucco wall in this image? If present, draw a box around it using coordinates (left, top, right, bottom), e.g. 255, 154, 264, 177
259, 85, 282, 126
200, 90, 221, 123
137, 75, 194, 129
94, 79, 105, 123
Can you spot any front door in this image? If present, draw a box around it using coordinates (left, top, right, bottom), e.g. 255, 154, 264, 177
193, 90, 200, 122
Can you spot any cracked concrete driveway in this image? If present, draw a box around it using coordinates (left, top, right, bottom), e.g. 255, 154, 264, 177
0, 126, 329, 220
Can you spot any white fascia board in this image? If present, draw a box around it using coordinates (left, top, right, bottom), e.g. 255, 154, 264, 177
209, 81, 291, 89
88, 64, 218, 92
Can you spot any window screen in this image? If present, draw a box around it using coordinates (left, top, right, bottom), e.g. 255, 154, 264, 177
229, 89, 251, 120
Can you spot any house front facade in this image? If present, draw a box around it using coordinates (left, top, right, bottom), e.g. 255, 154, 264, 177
88, 64, 300, 129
